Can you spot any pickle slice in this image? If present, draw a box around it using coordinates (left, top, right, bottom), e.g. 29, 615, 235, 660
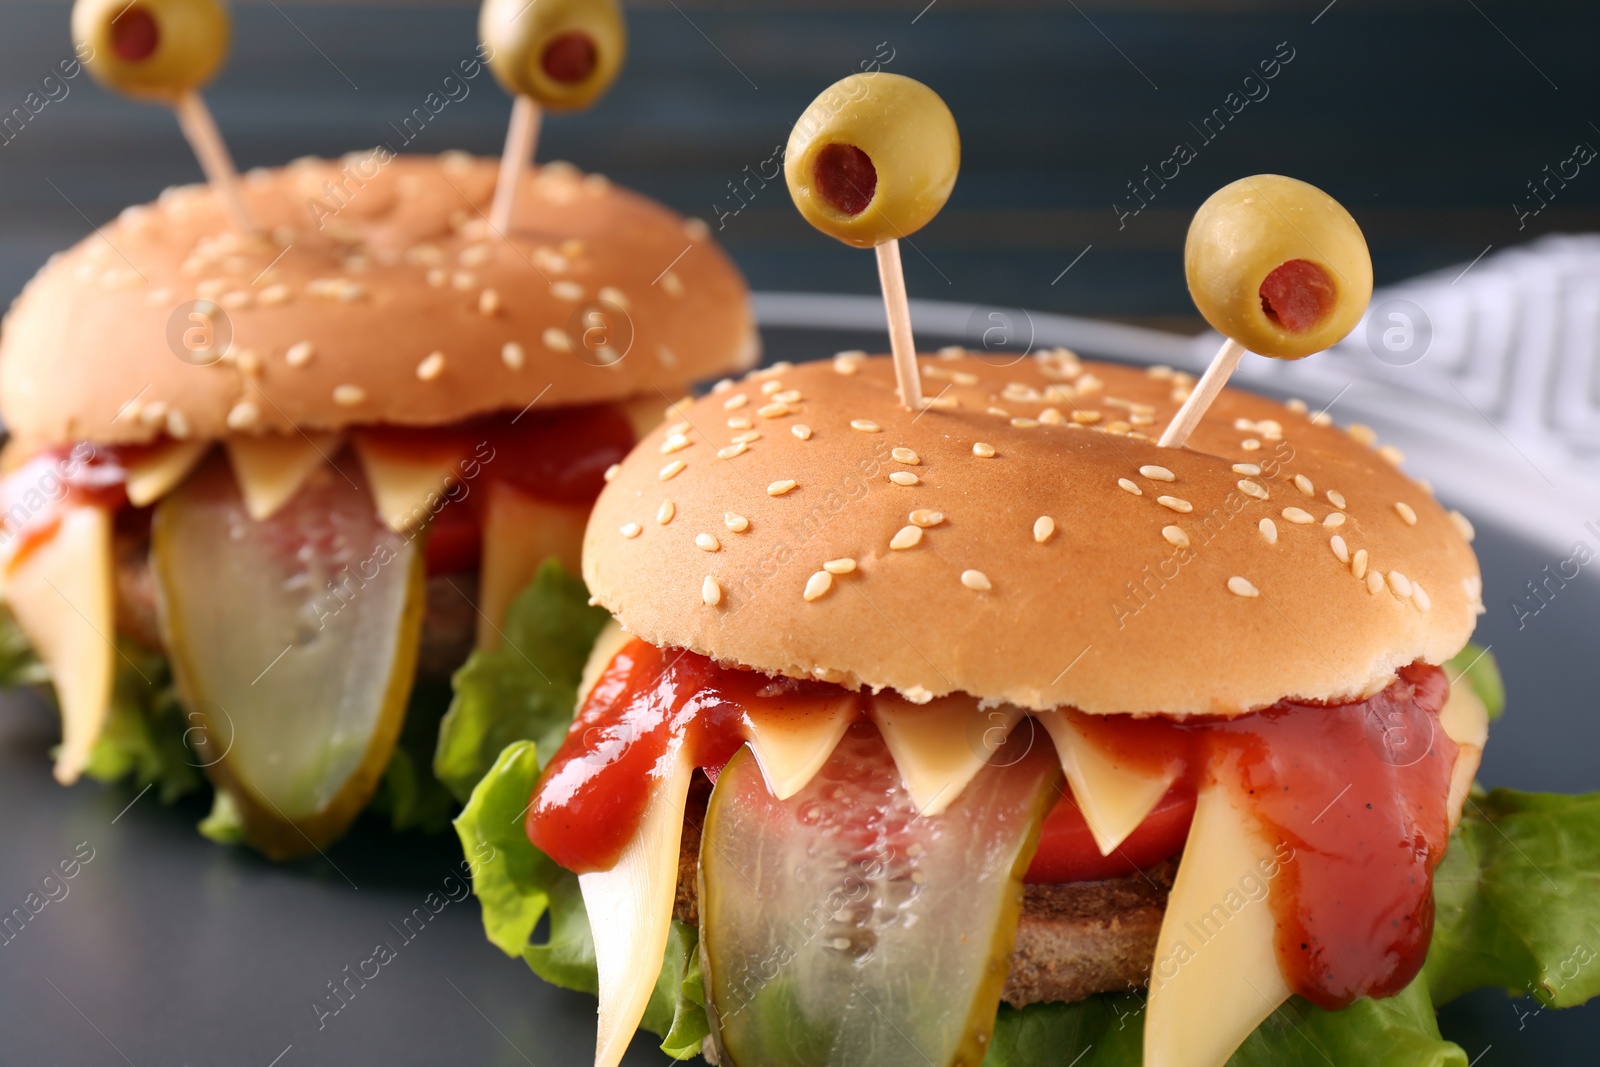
151, 455, 424, 858
700, 724, 1059, 1067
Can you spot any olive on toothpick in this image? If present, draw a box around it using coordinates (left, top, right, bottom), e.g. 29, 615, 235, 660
1159, 174, 1372, 449
785, 73, 960, 410
73, 0, 254, 232
481, 0, 627, 233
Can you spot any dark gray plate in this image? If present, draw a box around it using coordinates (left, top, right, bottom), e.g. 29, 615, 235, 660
0, 305, 1595, 1066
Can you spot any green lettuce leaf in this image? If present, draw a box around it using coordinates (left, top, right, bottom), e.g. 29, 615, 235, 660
984, 979, 1466, 1066
1425, 788, 1600, 1008
1446, 643, 1505, 720
434, 559, 609, 803
81, 641, 203, 805
455, 739, 709, 1061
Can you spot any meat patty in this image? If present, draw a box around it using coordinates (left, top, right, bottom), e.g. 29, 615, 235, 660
673, 776, 1171, 1009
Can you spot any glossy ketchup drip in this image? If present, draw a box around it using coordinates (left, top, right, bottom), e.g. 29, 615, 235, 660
528, 640, 862, 874
1068, 663, 1456, 1009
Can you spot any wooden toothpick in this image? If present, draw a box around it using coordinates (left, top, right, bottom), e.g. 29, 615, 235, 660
874, 239, 924, 411
490, 95, 543, 235
173, 92, 255, 232
1158, 337, 1247, 449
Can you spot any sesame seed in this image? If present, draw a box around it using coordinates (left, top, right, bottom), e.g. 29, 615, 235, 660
661, 434, 693, 455
1228, 576, 1260, 598
661, 272, 685, 298
716, 442, 747, 460
479, 289, 502, 316
165, 408, 192, 439
417, 352, 446, 381
987, 407, 1011, 419
892, 447, 921, 465
1330, 535, 1349, 563
851, 419, 882, 433
1413, 583, 1432, 611
286, 341, 315, 367
542, 327, 572, 352
1395, 502, 1418, 526
1241, 439, 1262, 451
1323, 512, 1346, 528
727, 416, 753, 431
1378, 445, 1405, 466
1326, 489, 1346, 509
1233, 463, 1262, 476
792, 423, 813, 441
757, 402, 791, 419
761, 380, 783, 396
1072, 410, 1102, 425
1311, 412, 1332, 426
1282, 507, 1314, 525
1010, 417, 1040, 429
1449, 510, 1476, 542
1118, 478, 1142, 496
972, 442, 996, 458
733, 431, 761, 445
1259, 518, 1278, 544
551, 281, 585, 302
621, 522, 641, 538
804, 571, 834, 602
1388, 570, 1413, 598
427, 269, 447, 288
1294, 474, 1315, 497
889, 472, 920, 486
823, 558, 856, 575
599, 286, 629, 311
452, 271, 476, 291
657, 500, 675, 524
1351, 549, 1369, 580
1348, 423, 1378, 446
1139, 465, 1176, 482
659, 460, 685, 481
702, 576, 723, 607
696, 533, 721, 553
333, 384, 366, 407
139, 401, 167, 427
1040, 408, 1066, 425
1366, 569, 1386, 595
833, 352, 864, 375
961, 570, 992, 591
724, 394, 748, 411
604, 464, 621, 482
259, 284, 292, 306
768, 480, 797, 496
226, 400, 259, 430
1238, 479, 1269, 500
1162, 525, 1190, 548
910, 510, 944, 528
1158, 496, 1193, 513
502, 342, 525, 370
890, 526, 923, 550
725, 513, 749, 533
1033, 516, 1056, 543
667, 421, 690, 436
774, 390, 803, 404
1287, 398, 1308, 414
460, 244, 492, 267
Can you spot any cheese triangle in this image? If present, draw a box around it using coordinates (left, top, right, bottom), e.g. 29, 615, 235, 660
1144, 777, 1291, 1067
742, 693, 857, 800
1440, 683, 1489, 831
1036, 710, 1180, 856
577, 619, 631, 709
350, 433, 469, 533
124, 440, 210, 507
579, 746, 696, 1067
477, 481, 588, 650
3, 505, 116, 784
870, 691, 1023, 815
225, 434, 341, 521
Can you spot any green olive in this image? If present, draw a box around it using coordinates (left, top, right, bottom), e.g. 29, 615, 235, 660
785, 73, 960, 249
480, 0, 626, 111
73, 0, 229, 102
1185, 174, 1372, 360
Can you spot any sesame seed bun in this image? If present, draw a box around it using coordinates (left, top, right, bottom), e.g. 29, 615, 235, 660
0, 153, 755, 455
583, 352, 1483, 717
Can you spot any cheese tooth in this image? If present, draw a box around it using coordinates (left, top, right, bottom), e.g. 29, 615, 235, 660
225, 433, 340, 521
1439, 683, 1489, 831
477, 481, 587, 650
870, 691, 1023, 815
1036, 709, 1180, 855
350, 433, 469, 533
124, 440, 209, 506
742, 693, 857, 800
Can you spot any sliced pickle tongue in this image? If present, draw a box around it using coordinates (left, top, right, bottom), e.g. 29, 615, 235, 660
152, 455, 424, 859
701, 723, 1060, 1067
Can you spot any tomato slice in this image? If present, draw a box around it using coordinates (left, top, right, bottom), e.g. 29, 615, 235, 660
1025, 784, 1195, 883
423, 494, 482, 575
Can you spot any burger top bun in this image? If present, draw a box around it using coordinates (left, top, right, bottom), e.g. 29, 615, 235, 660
0, 153, 755, 455
585, 351, 1484, 717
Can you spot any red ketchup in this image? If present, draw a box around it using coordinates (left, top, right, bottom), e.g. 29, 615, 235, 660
0, 444, 130, 572
529, 645, 1458, 1013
